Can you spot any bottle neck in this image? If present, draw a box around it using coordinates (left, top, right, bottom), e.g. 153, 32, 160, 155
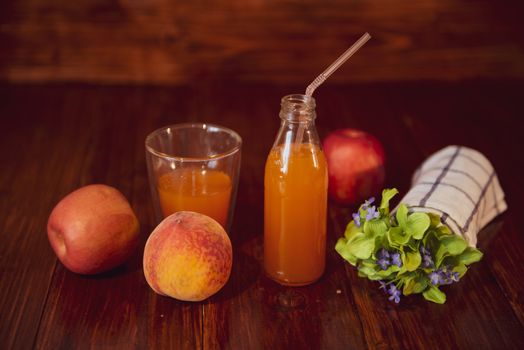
273, 94, 321, 148
279, 94, 316, 124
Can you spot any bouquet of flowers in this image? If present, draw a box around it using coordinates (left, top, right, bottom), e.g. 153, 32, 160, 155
335, 188, 483, 304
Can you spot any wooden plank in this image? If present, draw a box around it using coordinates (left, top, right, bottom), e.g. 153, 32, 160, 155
313, 84, 524, 349
199, 87, 367, 349
0, 86, 93, 348
390, 81, 524, 326
200, 83, 523, 349
0, 83, 523, 349
323, 86, 427, 349
20, 86, 203, 349
1, 0, 524, 84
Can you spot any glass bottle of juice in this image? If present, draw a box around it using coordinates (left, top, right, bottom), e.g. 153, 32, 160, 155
264, 94, 328, 286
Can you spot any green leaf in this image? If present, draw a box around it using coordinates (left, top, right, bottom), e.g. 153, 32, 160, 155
403, 250, 422, 271
412, 276, 428, 294
437, 225, 452, 236
428, 213, 441, 228
423, 285, 446, 304
374, 235, 386, 254
403, 275, 416, 295
435, 244, 448, 268
364, 219, 388, 238
381, 236, 398, 252
406, 212, 430, 239
386, 228, 400, 249
375, 264, 400, 278
335, 238, 358, 266
360, 259, 376, 268
380, 188, 399, 212
406, 238, 419, 251
453, 263, 468, 278
367, 274, 385, 281
396, 204, 409, 228
344, 220, 361, 242
358, 265, 377, 277
346, 234, 375, 260
388, 227, 410, 246
422, 228, 438, 247
458, 247, 483, 265
440, 235, 468, 256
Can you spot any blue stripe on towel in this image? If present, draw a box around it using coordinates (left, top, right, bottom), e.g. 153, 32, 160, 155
419, 146, 462, 207
464, 171, 495, 231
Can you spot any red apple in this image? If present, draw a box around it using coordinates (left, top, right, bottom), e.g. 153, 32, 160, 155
47, 184, 140, 274
323, 129, 385, 205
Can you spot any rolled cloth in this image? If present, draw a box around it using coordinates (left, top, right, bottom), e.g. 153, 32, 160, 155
398, 145, 507, 247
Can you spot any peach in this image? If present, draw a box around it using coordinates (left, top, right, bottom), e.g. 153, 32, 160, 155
143, 211, 232, 302
47, 184, 140, 274
323, 128, 385, 205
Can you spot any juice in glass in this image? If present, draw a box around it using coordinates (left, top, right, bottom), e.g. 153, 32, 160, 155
264, 143, 328, 285
157, 168, 232, 228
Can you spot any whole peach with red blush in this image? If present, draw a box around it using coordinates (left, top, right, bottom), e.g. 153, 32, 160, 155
143, 211, 232, 302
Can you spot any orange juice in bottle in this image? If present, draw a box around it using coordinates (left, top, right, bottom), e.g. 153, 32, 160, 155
264, 94, 328, 286
157, 168, 232, 228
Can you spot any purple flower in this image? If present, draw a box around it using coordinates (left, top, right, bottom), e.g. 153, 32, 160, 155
377, 248, 390, 260
378, 281, 387, 291
391, 253, 402, 267
379, 281, 401, 304
377, 258, 390, 270
420, 245, 435, 268
388, 284, 401, 304
352, 212, 361, 227
375, 248, 403, 270
428, 267, 460, 286
449, 271, 460, 282
441, 276, 453, 285
365, 206, 379, 221
376, 248, 392, 270
439, 267, 460, 285
429, 271, 441, 285
362, 197, 375, 209
422, 254, 434, 268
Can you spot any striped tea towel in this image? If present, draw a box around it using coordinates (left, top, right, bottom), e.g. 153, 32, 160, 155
398, 145, 507, 247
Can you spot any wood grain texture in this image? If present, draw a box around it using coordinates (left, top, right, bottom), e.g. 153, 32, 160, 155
390, 82, 524, 327
1, 82, 523, 349
0, 87, 91, 349
1, 0, 524, 84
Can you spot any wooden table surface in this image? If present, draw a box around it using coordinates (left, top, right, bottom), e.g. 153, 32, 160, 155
1, 81, 524, 349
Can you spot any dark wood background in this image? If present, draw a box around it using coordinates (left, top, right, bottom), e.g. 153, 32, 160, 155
1, 0, 524, 84
1, 1, 524, 349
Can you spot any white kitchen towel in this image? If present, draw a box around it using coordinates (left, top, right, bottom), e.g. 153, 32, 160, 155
398, 145, 507, 247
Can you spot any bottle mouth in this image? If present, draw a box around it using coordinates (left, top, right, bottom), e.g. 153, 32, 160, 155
280, 94, 316, 121
281, 94, 316, 109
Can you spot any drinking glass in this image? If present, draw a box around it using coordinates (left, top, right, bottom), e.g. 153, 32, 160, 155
145, 123, 242, 232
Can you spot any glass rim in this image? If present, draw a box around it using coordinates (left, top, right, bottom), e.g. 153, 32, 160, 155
145, 122, 242, 162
